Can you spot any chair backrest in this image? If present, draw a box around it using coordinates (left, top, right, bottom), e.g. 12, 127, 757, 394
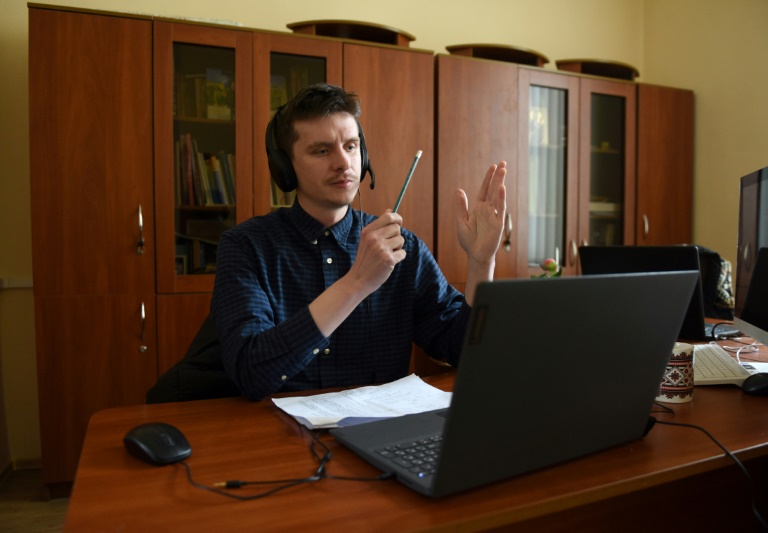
146, 314, 240, 404
697, 245, 734, 320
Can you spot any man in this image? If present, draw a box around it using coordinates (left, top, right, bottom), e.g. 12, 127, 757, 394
211, 83, 506, 401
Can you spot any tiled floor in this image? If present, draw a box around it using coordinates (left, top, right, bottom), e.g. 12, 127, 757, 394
0, 469, 68, 532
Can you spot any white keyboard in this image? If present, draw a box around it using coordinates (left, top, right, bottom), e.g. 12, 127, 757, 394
694, 343, 758, 385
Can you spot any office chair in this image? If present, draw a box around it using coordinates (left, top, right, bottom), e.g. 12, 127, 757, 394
146, 314, 241, 404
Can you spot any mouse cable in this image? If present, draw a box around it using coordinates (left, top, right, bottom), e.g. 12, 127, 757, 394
178, 460, 322, 501
311, 429, 396, 482
177, 426, 331, 501
655, 419, 768, 530
180, 423, 392, 500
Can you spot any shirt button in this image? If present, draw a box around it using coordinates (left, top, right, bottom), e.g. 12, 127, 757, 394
312, 240, 317, 245
312, 348, 320, 355
323, 348, 331, 355
324, 230, 330, 236
281, 375, 287, 381
326, 257, 333, 264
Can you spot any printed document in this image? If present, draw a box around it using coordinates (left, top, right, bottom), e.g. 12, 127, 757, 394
272, 374, 452, 429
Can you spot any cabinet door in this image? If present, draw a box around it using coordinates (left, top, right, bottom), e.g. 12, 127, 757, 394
35, 294, 157, 486
154, 22, 253, 294
29, 8, 154, 296
578, 78, 637, 249
157, 293, 212, 375
636, 84, 694, 245
253, 32, 343, 216
343, 44, 435, 250
518, 68, 581, 277
435, 54, 518, 291
29, 7, 156, 491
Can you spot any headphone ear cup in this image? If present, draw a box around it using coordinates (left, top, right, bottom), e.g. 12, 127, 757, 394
265, 110, 297, 192
358, 120, 375, 190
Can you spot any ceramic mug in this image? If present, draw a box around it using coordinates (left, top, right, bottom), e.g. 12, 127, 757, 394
656, 342, 695, 403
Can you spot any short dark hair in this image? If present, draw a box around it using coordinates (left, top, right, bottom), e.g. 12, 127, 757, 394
275, 83, 361, 158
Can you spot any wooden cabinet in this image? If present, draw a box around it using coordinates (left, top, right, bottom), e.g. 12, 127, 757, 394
29, 7, 436, 489
29, 7, 156, 492
636, 84, 694, 245
435, 53, 519, 290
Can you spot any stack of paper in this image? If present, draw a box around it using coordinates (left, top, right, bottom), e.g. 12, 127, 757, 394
272, 374, 452, 429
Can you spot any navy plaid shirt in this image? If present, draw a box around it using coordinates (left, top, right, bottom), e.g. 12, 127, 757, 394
211, 201, 470, 400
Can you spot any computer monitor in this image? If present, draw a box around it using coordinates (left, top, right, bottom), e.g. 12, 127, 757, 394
735, 167, 768, 314
734, 166, 768, 345
734, 247, 768, 346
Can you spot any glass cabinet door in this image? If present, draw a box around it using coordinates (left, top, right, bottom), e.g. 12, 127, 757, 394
518, 69, 580, 276
154, 23, 253, 293
579, 79, 637, 248
253, 33, 342, 216
268, 52, 329, 209
174, 43, 236, 274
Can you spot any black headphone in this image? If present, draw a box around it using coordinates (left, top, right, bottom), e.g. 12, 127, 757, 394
266, 106, 375, 193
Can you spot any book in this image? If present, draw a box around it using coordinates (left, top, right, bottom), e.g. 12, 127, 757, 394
176, 73, 206, 118
205, 69, 233, 120
209, 155, 228, 204
217, 150, 236, 204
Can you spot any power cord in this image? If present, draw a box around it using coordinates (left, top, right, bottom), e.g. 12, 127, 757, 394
654, 417, 768, 530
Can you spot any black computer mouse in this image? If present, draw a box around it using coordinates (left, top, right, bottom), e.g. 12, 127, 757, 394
741, 373, 768, 397
123, 422, 191, 465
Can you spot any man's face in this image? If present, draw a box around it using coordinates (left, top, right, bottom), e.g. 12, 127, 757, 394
291, 112, 362, 221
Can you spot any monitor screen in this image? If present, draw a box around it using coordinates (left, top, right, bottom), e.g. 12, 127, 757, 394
734, 167, 768, 345
735, 167, 768, 315
734, 247, 768, 345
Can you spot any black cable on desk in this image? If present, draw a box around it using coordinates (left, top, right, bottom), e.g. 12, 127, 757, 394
655, 419, 768, 530
179, 423, 393, 501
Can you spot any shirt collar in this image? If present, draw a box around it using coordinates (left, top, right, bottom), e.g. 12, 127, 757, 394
288, 200, 355, 246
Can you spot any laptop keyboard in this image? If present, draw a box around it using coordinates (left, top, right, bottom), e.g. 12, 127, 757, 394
375, 435, 443, 478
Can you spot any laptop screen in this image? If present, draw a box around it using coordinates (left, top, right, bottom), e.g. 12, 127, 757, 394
579, 245, 707, 340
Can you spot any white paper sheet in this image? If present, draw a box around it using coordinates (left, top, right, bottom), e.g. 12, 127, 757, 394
272, 374, 452, 429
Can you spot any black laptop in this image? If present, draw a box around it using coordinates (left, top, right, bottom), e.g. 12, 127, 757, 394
579, 245, 739, 340
331, 272, 698, 498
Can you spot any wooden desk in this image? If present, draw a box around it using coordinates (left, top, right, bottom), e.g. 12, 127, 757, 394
65, 369, 768, 531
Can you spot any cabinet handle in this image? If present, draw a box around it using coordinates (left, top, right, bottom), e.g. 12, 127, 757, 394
503, 213, 513, 252
570, 240, 578, 266
139, 302, 147, 353
643, 214, 649, 238
137, 204, 145, 255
